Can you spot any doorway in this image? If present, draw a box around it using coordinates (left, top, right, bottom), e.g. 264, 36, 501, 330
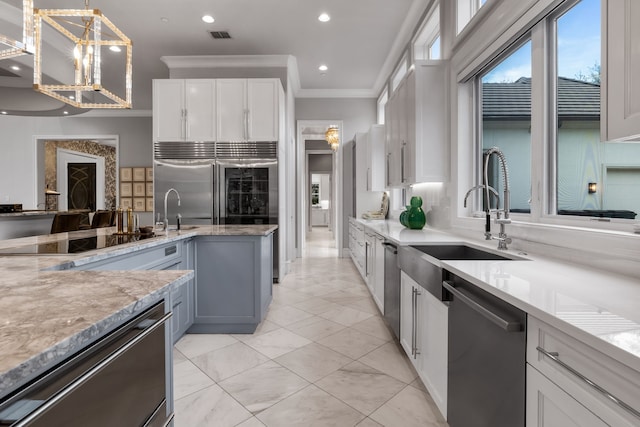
296, 120, 344, 258
56, 149, 105, 211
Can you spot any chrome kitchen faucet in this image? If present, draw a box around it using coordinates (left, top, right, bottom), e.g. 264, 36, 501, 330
163, 188, 181, 235
483, 147, 511, 250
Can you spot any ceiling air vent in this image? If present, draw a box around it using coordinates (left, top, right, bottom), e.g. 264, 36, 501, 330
210, 31, 231, 39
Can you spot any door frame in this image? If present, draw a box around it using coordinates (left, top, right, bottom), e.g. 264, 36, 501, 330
296, 120, 343, 258
33, 135, 119, 210
306, 151, 333, 233
56, 148, 105, 211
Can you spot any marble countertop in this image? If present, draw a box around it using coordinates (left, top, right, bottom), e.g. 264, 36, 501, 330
352, 217, 640, 373
0, 224, 276, 397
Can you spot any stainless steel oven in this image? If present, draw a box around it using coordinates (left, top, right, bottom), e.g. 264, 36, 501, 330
0, 302, 172, 427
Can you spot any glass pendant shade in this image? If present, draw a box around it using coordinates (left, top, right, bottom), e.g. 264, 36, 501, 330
325, 126, 339, 151
33, 5, 132, 108
0, 0, 34, 60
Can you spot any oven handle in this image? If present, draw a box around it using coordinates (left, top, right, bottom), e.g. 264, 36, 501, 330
443, 281, 521, 332
15, 311, 173, 427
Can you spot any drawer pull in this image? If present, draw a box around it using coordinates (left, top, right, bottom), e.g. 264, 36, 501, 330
165, 246, 177, 256
536, 346, 640, 419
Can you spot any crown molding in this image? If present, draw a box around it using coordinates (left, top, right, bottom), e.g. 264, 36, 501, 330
296, 88, 377, 99
372, 0, 430, 96
287, 55, 301, 96
160, 55, 293, 69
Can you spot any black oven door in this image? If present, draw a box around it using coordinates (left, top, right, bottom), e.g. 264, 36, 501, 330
0, 302, 171, 427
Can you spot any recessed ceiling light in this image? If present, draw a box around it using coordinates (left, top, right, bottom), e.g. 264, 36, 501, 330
202, 15, 215, 24
69, 95, 75, 100
319, 65, 328, 72
160, 17, 169, 23
109, 46, 121, 53
10, 65, 20, 71
318, 13, 330, 22
63, 111, 69, 115
1, 111, 7, 115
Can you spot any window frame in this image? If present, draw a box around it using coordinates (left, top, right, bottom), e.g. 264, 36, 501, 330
377, 88, 388, 125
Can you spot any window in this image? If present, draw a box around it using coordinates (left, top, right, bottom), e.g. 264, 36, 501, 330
478, 40, 532, 212
457, 0, 488, 35
391, 55, 408, 92
413, 4, 440, 60
552, 0, 640, 219
377, 88, 388, 125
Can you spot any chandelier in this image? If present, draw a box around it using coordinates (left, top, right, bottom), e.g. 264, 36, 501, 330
32, 0, 132, 108
0, 0, 34, 60
325, 126, 339, 151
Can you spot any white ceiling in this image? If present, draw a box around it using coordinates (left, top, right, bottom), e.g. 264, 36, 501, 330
0, 0, 425, 114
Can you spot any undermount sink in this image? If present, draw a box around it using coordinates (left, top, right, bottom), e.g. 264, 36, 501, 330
410, 244, 514, 261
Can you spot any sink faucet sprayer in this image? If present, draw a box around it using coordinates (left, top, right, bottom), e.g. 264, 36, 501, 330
163, 188, 181, 234
483, 147, 511, 250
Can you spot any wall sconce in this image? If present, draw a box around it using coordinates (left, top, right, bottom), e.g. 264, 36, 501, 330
588, 182, 597, 194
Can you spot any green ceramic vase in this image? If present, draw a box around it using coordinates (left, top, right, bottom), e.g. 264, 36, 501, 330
405, 196, 426, 229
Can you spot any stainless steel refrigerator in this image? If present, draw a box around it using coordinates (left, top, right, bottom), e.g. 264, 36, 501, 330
154, 141, 279, 281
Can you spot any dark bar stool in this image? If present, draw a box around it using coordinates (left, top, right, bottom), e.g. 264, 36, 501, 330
91, 210, 115, 228
50, 213, 82, 234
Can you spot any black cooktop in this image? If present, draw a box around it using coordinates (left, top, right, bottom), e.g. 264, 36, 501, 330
0, 234, 154, 256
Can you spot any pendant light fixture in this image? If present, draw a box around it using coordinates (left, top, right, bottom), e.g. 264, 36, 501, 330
33, 0, 132, 108
325, 126, 339, 151
0, 0, 34, 59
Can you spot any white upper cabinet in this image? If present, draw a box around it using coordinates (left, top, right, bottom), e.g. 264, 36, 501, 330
602, 0, 640, 141
366, 124, 386, 191
185, 80, 217, 141
385, 61, 449, 186
153, 79, 216, 142
217, 79, 281, 142
248, 79, 280, 141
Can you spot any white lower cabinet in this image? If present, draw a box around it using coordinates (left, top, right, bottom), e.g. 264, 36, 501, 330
400, 271, 448, 418
526, 317, 640, 427
527, 364, 607, 427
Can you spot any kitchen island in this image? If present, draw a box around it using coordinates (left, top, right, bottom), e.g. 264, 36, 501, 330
0, 224, 276, 424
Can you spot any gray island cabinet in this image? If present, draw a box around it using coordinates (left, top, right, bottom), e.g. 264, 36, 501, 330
191, 232, 273, 333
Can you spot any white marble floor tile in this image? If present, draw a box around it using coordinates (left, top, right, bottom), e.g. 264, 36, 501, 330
232, 320, 281, 342
191, 341, 270, 382
175, 333, 238, 359
243, 328, 312, 359
235, 417, 266, 427
356, 418, 384, 427
358, 342, 418, 384
322, 290, 369, 306
173, 348, 187, 364
271, 286, 313, 306
265, 305, 315, 326
317, 328, 387, 359
219, 361, 309, 414
410, 377, 428, 393
174, 384, 252, 427
369, 386, 448, 427
351, 316, 394, 342
173, 360, 215, 400
318, 306, 374, 327
349, 298, 384, 316
274, 343, 353, 382
292, 298, 344, 315
285, 316, 346, 341
315, 361, 407, 415
257, 384, 365, 427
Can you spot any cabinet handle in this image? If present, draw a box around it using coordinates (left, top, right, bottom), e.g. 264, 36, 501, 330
184, 108, 188, 139
244, 109, 249, 140
413, 287, 421, 358
536, 346, 640, 420
386, 153, 391, 186
365, 241, 369, 276
401, 142, 406, 183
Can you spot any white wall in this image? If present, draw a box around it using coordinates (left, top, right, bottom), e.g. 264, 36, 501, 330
0, 115, 153, 223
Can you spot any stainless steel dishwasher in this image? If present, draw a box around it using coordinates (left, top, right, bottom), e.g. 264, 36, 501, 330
443, 274, 526, 427
382, 241, 400, 339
